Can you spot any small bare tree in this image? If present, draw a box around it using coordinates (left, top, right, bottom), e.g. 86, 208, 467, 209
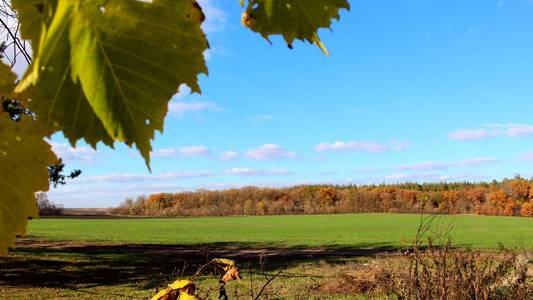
36, 192, 64, 216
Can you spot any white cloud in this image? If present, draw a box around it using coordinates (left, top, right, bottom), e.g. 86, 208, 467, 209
458, 157, 498, 166
389, 140, 412, 151
519, 152, 533, 162
197, 0, 228, 34
167, 85, 222, 117
219, 151, 238, 161
318, 171, 336, 176
84, 171, 215, 183
314, 140, 410, 153
245, 144, 297, 160
145, 145, 211, 157
224, 168, 294, 176
151, 148, 178, 158
448, 123, 533, 141
447, 129, 495, 141
352, 167, 384, 173
180, 146, 210, 156
46, 182, 188, 207
50, 143, 100, 162
173, 84, 192, 99
384, 172, 446, 181
395, 157, 498, 171
253, 115, 275, 123
397, 162, 449, 171
382, 172, 491, 183
169, 101, 221, 118
224, 168, 260, 176
310, 156, 328, 161
498, 123, 533, 138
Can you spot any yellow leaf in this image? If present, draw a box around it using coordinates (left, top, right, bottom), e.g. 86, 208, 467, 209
0, 60, 18, 98
213, 258, 237, 268
150, 287, 175, 300
0, 116, 56, 256
168, 279, 194, 290
0, 62, 57, 254
179, 293, 202, 300
222, 266, 242, 283
152, 279, 202, 300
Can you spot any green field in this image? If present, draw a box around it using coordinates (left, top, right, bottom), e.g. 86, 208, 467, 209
2, 213, 531, 299
28, 213, 533, 249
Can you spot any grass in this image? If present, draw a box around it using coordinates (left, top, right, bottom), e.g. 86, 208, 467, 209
28, 213, 533, 249
0, 243, 377, 299
3, 213, 532, 299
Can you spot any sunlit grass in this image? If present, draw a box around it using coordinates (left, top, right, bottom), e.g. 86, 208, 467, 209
28, 213, 533, 250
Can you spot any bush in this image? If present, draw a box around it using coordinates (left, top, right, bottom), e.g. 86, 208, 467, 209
384, 217, 533, 299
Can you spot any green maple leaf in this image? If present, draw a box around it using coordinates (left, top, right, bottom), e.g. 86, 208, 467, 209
16, 0, 114, 148
12, 0, 57, 54
0, 63, 57, 256
17, 0, 209, 166
242, 0, 350, 55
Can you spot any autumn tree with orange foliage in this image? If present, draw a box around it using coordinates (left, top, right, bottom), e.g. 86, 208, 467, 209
521, 202, 533, 217
509, 177, 530, 201
488, 189, 517, 216
113, 178, 533, 218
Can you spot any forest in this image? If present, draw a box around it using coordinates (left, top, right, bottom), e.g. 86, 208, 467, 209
113, 176, 533, 218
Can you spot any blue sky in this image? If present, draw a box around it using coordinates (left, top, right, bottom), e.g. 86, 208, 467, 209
45, 0, 533, 207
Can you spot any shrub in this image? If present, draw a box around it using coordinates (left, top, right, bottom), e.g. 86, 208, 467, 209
384, 217, 532, 299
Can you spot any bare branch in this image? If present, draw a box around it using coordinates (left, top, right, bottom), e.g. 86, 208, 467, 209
0, 2, 32, 66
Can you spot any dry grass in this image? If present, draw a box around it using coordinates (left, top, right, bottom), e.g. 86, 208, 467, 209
1, 241, 531, 299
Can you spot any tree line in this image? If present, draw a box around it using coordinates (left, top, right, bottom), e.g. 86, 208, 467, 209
112, 176, 533, 218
